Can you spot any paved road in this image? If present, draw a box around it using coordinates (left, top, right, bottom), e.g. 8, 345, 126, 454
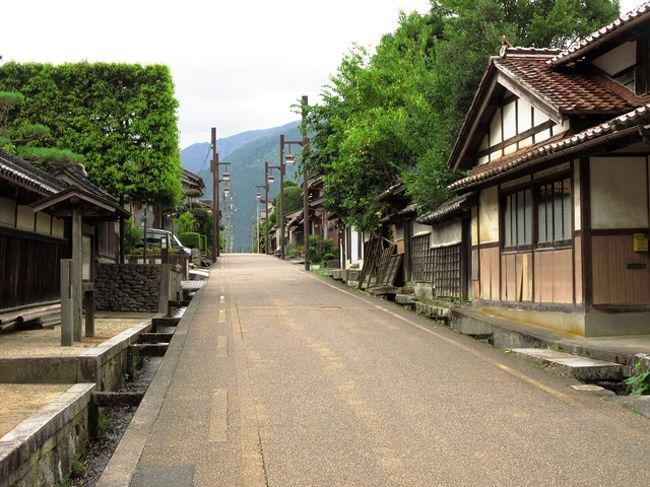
119, 254, 650, 486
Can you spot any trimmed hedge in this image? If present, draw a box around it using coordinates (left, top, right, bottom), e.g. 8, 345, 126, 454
179, 231, 201, 248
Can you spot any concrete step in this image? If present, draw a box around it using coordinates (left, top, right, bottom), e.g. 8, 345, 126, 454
508, 348, 624, 381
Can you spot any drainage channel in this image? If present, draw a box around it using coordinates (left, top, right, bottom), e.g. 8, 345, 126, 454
73, 301, 187, 487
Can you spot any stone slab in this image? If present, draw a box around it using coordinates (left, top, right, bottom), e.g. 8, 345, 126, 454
508, 348, 623, 381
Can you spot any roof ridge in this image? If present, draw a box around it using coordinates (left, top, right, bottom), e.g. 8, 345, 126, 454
548, 2, 650, 66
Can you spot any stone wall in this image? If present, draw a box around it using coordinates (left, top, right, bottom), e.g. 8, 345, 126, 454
0, 384, 94, 487
95, 264, 161, 313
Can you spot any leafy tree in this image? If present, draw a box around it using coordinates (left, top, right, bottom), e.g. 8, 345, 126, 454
189, 207, 213, 242
174, 211, 196, 233
305, 1, 619, 228
0, 62, 182, 206
273, 181, 302, 215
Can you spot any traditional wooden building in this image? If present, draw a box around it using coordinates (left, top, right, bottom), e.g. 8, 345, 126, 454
448, 3, 650, 336
0, 149, 126, 330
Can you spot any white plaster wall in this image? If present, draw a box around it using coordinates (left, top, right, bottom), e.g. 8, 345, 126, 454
490, 107, 502, 160
593, 41, 636, 75
479, 186, 499, 243
517, 98, 532, 132
502, 101, 517, 140
412, 222, 432, 237
16, 205, 34, 231
35, 212, 51, 235
0, 197, 15, 227
590, 156, 648, 229
533, 108, 551, 142
52, 218, 65, 238
430, 218, 462, 248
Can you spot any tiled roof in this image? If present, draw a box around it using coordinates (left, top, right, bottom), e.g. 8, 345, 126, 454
495, 53, 638, 114
0, 149, 63, 196
376, 183, 405, 202
449, 103, 650, 191
397, 203, 419, 216
417, 193, 474, 224
549, 2, 650, 66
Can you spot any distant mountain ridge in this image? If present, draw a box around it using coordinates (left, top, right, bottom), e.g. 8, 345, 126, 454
180, 120, 304, 252
181, 120, 300, 174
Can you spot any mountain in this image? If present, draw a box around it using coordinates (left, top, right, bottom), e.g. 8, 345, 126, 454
181, 121, 300, 174
180, 121, 304, 252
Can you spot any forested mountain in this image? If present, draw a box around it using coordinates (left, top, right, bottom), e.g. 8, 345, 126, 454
180, 121, 303, 251
181, 121, 300, 174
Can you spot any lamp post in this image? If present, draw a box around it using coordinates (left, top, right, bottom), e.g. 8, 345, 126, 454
210, 126, 232, 260
255, 185, 264, 253
264, 161, 271, 254
279, 95, 309, 268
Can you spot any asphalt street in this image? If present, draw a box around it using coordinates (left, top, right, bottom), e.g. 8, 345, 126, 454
128, 253, 650, 486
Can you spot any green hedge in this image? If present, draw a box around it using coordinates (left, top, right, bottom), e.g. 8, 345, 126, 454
179, 231, 201, 248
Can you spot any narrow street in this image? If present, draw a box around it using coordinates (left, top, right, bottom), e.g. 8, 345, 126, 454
123, 254, 650, 486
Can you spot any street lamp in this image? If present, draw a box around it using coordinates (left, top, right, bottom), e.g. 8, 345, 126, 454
210, 128, 233, 260
279, 95, 309, 268
255, 184, 265, 253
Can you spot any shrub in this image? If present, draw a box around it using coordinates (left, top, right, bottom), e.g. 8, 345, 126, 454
179, 231, 201, 248
308, 235, 337, 264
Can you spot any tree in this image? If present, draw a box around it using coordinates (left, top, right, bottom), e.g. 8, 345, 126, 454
0, 62, 182, 206
305, 1, 619, 227
273, 181, 302, 215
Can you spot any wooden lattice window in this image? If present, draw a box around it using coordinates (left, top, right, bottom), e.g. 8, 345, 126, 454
412, 235, 434, 282
432, 243, 461, 298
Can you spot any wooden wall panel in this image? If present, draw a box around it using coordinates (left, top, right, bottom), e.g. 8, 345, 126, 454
574, 235, 583, 305
534, 249, 573, 304
501, 252, 532, 302
501, 254, 515, 301
521, 252, 533, 301
592, 235, 650, 305
479, 247, 500, 301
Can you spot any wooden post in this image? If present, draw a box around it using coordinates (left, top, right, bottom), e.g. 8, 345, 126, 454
72, 204, 83, 342
60, 259, 73, 346
84, 290, 95, 337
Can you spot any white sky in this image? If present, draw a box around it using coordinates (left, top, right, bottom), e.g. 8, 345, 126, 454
1, 0, 431, 148
1, 0, 645, 148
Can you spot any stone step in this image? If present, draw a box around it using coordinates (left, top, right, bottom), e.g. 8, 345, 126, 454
415, 303, 450, 321
508, 348, 624, 381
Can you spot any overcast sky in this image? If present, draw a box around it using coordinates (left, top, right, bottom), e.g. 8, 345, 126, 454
1, 0, 645, 148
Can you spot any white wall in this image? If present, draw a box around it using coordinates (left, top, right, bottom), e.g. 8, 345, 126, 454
479, 186, 499, 244
430, 218, 462, 248
590, 156, 648, 229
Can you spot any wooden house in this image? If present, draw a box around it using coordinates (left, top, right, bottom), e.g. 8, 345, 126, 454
0, 149, 126, 330
448, 3, 650, 336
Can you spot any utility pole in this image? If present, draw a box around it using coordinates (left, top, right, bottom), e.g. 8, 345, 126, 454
264, 161, 270, 254
279, 134, 286, 260
211, 127, 219, 261
301, 95, 310, 271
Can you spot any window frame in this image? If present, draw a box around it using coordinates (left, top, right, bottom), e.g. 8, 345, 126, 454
501, 186, 533, 252
535, 175, 573, 249
500, 172, 572, 253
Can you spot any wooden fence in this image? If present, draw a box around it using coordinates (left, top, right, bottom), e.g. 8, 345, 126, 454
0, 228, 65, 310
